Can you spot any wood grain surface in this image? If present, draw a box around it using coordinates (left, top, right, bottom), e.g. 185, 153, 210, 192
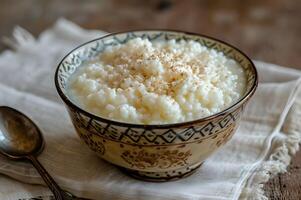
0, 0, 300, 199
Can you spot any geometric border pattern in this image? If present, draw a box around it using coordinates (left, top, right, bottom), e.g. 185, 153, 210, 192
70, 105, 243, 145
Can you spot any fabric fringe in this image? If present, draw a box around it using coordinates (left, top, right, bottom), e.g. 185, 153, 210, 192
2, 26, 36, 50
241, 98, 301, 200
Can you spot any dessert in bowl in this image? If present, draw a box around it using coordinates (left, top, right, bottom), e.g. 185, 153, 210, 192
55, 30, 258, 181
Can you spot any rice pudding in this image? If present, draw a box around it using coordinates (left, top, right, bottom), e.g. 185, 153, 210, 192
68, 38, 246, 124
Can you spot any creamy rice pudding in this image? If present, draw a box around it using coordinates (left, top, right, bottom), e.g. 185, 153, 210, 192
68, 38, 246, 124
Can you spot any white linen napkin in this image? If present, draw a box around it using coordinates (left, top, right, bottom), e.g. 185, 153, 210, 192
0, 19, 300, 200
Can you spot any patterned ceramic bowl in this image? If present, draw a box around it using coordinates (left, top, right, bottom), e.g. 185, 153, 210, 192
55, 30, 258, 181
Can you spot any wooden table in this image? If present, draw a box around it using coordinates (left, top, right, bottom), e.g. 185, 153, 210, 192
0, 0, 300, 199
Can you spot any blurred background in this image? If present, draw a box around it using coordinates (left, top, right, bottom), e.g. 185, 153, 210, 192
0, 0, 300, 69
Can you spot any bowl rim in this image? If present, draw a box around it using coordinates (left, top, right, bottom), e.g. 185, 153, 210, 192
55, 29, 258, 129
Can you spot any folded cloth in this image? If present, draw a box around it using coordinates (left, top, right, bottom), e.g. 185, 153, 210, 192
0, 19, 300, 200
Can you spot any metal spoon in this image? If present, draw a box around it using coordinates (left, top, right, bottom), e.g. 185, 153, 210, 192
0, 106, 86, 200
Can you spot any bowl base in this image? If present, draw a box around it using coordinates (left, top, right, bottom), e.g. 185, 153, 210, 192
119, 162, 203, 182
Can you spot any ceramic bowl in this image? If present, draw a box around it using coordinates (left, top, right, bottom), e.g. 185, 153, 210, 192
55, 30, 258, 181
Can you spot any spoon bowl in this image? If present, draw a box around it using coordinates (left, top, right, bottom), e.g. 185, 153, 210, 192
0, 106, 86, 199
0, 106, 44, 159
